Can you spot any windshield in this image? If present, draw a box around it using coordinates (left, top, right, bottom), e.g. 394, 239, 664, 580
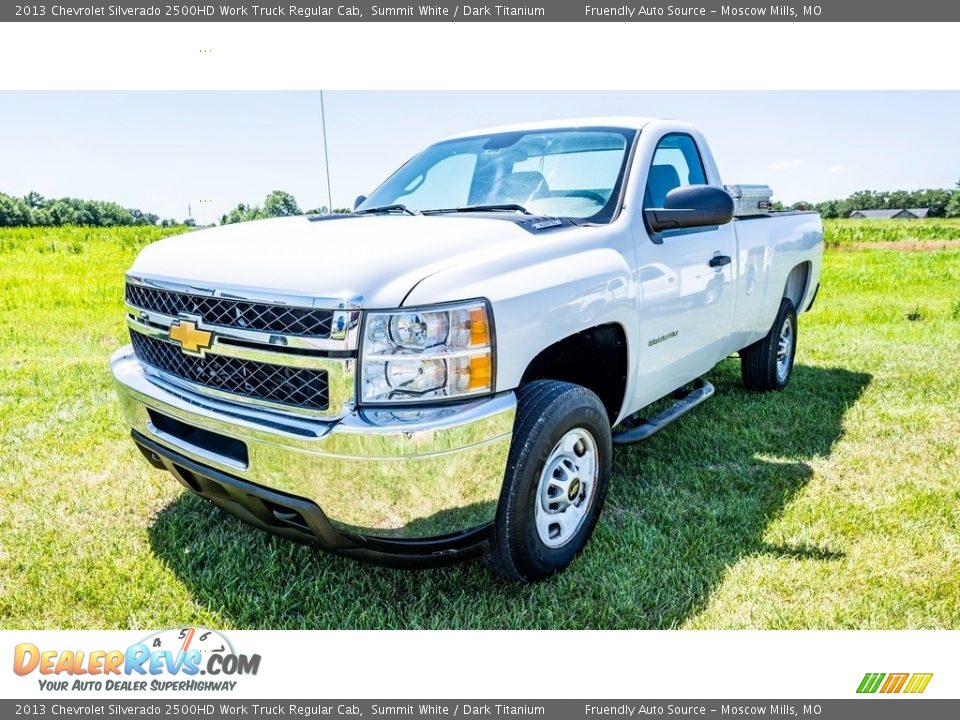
358, 127, 636, 223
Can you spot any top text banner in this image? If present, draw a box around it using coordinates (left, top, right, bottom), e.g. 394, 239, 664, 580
6, 0, 960, 22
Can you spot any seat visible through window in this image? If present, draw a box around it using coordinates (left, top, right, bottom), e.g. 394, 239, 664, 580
643, 164, 681, 209
643, 133, 708, 211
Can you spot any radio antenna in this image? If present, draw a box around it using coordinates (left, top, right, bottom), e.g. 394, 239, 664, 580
320, 91, 333, 213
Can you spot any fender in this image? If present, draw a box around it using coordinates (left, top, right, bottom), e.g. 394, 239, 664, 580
403, 231, 640, 410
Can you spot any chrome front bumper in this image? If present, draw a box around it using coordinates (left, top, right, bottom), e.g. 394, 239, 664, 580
111, 346, 516, 544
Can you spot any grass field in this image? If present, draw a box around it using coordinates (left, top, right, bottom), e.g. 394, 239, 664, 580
823, 217, 960, 248
1, 220, 958, 629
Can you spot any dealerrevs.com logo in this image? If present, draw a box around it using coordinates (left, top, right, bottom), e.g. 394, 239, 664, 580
13, 627, 261, 692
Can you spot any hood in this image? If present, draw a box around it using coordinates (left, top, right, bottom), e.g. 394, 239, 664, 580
130, 214, 548, 308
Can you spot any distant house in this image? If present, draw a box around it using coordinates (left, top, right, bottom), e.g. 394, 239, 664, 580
848, 208, 930, 219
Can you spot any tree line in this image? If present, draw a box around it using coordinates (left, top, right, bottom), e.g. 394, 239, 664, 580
775, 182, 960, 218
219, 190, 351, 224
0, 191, 186, 228
0, 189, 348, 229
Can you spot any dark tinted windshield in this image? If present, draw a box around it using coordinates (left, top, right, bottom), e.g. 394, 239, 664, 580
358, 127, 636, 223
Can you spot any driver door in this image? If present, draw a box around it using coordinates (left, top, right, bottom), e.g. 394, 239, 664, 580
634, 133, 736, 398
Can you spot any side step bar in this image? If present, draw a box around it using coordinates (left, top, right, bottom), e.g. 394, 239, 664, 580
611, 378, 715, 446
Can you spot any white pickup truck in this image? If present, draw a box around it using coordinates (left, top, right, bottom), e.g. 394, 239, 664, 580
112, 117, 823, 582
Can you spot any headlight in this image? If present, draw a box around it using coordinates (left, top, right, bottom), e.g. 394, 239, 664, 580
359, 300, 494, 404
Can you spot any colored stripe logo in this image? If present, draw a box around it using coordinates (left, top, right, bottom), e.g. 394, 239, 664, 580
857, 672, 933, 694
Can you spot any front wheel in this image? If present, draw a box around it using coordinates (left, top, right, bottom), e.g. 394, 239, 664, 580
484, 380, 612, 583
740, 298, 797, 391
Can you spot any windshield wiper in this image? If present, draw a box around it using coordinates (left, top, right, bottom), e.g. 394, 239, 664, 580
424, 203, 533, 215
355, 204, 420, 216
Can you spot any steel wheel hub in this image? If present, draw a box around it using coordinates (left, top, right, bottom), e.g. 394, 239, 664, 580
535, 428, 598, 548
777, 315, 794, 382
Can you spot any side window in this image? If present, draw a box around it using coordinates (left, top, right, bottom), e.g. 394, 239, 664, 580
643, 134, 708, 209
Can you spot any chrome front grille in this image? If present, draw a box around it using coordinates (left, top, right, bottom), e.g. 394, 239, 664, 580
126, 282, 335, 337
124, 276, 359, 417
130, 331, 330, 411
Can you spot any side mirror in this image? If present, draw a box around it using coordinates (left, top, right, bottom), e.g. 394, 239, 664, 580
354, 195, 367, 211
644, 185, 735, 235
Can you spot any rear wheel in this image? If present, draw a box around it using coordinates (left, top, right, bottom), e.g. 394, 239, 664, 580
740, 298, 797, 391
485, 380, 611, 582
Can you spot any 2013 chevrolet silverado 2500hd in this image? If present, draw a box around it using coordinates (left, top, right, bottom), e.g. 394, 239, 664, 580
112, 117, 823, 582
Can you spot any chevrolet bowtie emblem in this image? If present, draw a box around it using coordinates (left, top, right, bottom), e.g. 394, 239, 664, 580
169, 318, 214, 355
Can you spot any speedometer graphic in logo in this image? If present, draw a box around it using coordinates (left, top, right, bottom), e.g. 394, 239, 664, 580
140, 627, 234, 658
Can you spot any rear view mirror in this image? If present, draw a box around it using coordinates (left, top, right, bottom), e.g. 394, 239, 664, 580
645, 185, 735, 235
354, 195, 367, 211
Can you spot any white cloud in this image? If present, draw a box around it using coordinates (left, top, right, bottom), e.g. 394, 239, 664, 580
769, 159, 806, 170
826, 164, 853, 174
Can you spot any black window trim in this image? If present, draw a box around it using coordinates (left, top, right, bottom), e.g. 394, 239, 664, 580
642, 131, 710, 243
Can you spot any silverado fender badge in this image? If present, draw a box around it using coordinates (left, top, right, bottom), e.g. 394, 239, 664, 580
648, 330, 679, 347
169, 317, 214, 355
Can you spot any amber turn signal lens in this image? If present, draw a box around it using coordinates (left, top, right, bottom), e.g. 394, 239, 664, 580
468, 354, 492, 390
469, 307, 490, 347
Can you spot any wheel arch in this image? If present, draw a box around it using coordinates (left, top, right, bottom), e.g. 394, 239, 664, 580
519, 322, 628, 425
783, 261, 812, 310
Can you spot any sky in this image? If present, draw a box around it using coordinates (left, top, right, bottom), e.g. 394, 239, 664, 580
1, 91, 958, 226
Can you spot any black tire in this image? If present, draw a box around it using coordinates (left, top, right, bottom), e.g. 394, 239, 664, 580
740, 298, 797, 391
484, 380, 612, 583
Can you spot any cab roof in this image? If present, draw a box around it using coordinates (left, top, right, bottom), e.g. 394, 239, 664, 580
441, 116, 658, 141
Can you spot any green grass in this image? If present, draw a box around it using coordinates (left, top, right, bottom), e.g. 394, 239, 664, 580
824, 217, 960, 247
1, 225, 959, 629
